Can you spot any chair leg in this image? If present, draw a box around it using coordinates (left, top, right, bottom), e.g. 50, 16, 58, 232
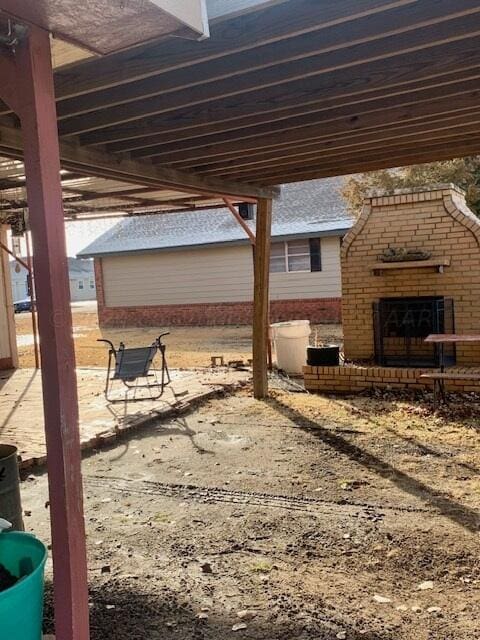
161, 348, 171, 389
104, 352, 117, 402
440, 380, 447, 405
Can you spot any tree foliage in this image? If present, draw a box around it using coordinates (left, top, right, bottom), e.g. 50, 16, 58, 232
342, 156, 480, 217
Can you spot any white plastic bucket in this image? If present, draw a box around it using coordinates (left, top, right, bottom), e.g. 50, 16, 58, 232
271, 320, 311, 374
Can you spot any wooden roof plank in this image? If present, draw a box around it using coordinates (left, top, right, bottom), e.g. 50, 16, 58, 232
58, 13, 480, 137
176, 119, 480, 174
147, 92, 480, 165
52, 0, 415, 99
196, 126, 480, 177
55, 0, 480, 120
76, 33, 480, 146
230, 139, 480, 184
108, 66, 480, 154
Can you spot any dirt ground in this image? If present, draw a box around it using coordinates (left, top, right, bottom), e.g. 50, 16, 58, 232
14, 307, 343, 369
22, 386, 479, 640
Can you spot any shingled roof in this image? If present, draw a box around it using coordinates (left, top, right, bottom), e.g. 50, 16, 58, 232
79, 177, 352, 258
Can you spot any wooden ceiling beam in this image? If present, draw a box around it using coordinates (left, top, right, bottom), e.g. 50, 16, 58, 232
59, 15, 480, 137
0, 124, 279, 200
55, 0, 480, 121
63, 186, 165, 203
198, 126, 480, 178
51, 0, 416, 100
63, 202, 231, 221
64, 194, 221, 213
226, 139, 480, 184
109, 67, 480, 154
151, 93, 480, 167
0, 186, 215, 215
77, 34, 480, 146
178, 118, 480, 175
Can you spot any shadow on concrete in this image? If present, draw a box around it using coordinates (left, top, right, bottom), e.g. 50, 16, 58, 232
0, 369, 38, 436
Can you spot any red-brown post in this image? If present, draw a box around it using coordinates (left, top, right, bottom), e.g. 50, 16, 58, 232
9, 27, 90, 640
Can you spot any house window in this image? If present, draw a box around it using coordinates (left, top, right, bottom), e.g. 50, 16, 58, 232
270, 238, 321, 273
89, 279, 95, 289
78, 280, 84, 290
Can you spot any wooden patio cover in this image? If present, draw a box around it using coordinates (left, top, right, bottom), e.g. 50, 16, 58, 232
1, 2, 480, 639
2, 0, 480, 218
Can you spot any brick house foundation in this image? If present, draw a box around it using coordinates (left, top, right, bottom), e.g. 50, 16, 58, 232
94, 260, 341, 326
85, 179, 352, 327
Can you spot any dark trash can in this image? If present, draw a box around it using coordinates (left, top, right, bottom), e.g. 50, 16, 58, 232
307, 345, 340, 367
0, 445, 24, 531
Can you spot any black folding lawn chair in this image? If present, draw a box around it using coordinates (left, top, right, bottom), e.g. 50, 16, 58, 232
97, 333, 171, 402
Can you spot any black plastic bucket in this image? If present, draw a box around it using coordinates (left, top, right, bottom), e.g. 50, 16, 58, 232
307, 345, 340, 366
0, 445, 24, 531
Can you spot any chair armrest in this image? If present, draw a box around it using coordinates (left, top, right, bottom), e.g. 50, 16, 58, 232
97, 338, 116, 353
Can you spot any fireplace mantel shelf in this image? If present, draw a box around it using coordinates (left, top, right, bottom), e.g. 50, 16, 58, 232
371, 258, 451, 275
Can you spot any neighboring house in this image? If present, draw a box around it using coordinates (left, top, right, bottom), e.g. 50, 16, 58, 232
10, 257, 96, 303
79, 178, 354, 327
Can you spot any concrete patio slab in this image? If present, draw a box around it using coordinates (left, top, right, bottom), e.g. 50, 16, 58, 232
0, 367, 249, 469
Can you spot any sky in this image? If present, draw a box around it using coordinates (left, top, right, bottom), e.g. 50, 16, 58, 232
8, 217, 119, 258
64, 218, 118, 256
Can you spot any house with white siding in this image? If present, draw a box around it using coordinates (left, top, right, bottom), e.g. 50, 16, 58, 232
79, 178, 353, 327
10, 257, 96, 303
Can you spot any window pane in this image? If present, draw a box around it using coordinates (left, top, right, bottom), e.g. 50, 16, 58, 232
270, 256, 286, 273
288, 255, 310, 272
270, 242, 285, 257
287, 239, 310, 256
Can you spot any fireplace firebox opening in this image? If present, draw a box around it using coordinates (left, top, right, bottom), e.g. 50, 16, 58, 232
373, 296, 455, 367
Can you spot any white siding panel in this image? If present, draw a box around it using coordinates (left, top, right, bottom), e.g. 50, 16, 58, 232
270, 236, 342, 299
102, 246, 253, 306
102, 237, 342, 308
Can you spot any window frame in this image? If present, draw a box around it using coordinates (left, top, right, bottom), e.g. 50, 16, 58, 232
269, 238, 320, 274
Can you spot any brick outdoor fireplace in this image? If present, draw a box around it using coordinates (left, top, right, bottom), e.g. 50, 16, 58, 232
304, 185, 480, 394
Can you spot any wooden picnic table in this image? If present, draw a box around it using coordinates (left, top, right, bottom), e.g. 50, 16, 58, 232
422, 334, 480, 406
425, 334, 480, 370
424, 334, 480, 343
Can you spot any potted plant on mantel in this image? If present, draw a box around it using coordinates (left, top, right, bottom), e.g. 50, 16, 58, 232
380, 247, 432, 263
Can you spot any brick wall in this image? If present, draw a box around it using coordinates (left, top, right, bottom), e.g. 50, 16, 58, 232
94, 265, 342, 328
304, 364, 480, 394
341, 186, 480, 365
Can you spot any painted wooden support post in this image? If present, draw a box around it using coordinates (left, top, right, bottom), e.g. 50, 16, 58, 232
252, 198, 272, 399
13, 28, 90, 640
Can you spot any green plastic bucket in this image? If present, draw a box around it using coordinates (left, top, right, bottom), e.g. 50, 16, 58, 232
0, 532, 47, 640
